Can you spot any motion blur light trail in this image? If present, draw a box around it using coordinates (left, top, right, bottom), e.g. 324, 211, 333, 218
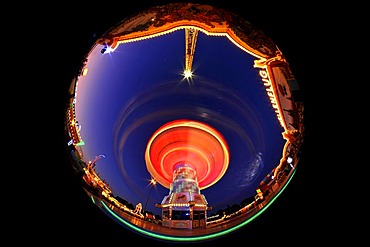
145, 119, 229, 190
65, 2, 305, 242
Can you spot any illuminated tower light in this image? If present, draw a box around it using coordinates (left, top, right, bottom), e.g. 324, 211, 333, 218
183, 28, 198, 80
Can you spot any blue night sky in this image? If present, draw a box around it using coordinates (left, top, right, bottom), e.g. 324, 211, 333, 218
74, 28, 285, 215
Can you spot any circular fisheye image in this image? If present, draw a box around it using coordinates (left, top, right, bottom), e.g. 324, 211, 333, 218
64, 2, 304, 243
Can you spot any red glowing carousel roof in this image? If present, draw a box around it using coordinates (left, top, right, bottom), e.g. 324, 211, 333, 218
145, 119, 229, 190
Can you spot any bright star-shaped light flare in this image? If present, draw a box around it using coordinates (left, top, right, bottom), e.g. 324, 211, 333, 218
101, 45, 114, 54
183, 69, 193, 79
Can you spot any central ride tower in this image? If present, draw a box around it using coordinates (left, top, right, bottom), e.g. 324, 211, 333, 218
145, 119, 230, 229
